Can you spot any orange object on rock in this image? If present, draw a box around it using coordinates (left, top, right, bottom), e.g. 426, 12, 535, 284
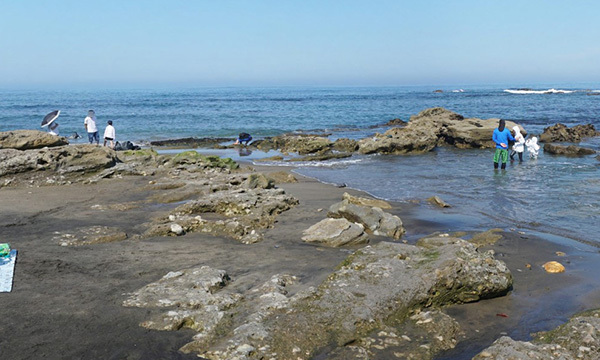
543, 261, 565, 273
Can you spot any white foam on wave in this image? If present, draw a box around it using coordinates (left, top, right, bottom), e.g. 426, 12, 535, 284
504, 88, 575, 94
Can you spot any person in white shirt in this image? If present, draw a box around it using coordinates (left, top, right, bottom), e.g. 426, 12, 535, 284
510, 125, 525, 162
84, 110, 99, 145
103, 120, 116, 149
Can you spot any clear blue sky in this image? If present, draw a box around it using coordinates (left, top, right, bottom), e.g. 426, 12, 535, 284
1, 1, 599, 87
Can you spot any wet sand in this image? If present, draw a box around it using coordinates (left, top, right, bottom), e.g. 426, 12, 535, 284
1, 164, 600, 359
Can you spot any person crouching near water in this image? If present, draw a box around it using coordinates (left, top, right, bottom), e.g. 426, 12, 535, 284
103, 120, 116, 149
492, 119, 515, 170
525, 136, 540, 159
510, 125, 525, 162
233, 132, 252, 145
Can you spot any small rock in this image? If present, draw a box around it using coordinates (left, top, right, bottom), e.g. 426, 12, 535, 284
170, 223, 184, 236
543, 261, 565, 273
427, 196, 451, 208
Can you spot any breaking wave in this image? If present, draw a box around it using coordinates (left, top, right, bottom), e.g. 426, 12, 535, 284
504, 88, 575, 94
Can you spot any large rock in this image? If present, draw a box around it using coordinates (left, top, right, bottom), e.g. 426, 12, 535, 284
180, 236, 512, 360
333, 138, 359, 152
0, 130, 68, 150
168, 151, 239, 170
254, 134, 332, 155
144, 186, 298, 244
123, 266, 242, 336
544, 143, 596, 156
539, 123, 599, 143
149, 137, 234, 148
0, 145, 117, 178
328, 199, 405, 239
302, 218, 369, 247
474, 309, 600, 360
358, 107, 525, 154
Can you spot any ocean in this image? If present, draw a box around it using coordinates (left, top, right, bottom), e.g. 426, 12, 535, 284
1, 85, 599, 245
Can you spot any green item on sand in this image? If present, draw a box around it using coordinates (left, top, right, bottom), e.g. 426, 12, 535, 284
0, 243, 10, 258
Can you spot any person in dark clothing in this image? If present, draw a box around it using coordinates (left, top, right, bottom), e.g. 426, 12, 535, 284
492, 119, 515, 169
234, 132, 252, 145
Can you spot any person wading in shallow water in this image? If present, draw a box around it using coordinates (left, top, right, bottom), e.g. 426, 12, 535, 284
492, 119, 515, 170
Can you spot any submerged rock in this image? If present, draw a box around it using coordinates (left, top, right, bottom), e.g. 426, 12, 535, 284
287, 151, 352, 162
539, 123, 599, 143
0, 130, 68, 150
469, 228, 504, 247
544, 143, 596, 156
428, 195, 451, 208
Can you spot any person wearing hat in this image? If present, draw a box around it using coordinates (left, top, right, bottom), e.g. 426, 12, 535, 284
84, 110, 99, 145
492, 119, 515, 170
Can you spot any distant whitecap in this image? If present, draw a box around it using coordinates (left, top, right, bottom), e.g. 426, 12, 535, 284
504, 88, 574, 94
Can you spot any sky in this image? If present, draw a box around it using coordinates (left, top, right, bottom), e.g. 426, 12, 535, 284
1, 1, 599, 88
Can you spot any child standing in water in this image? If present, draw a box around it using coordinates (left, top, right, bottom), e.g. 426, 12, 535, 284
510, 125, 525, 162
492, 119, 515, 170
525, 136, 540, 158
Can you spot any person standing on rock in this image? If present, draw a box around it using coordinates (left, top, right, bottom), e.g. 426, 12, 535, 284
103, 120, 116, 149
492, 119, 515, 170
510, 125, 525, 162
84, 110, 99, 145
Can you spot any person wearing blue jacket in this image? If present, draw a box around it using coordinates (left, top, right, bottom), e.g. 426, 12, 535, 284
492, 119, 515, 169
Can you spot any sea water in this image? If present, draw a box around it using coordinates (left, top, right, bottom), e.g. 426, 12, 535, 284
1, 85, 599, 244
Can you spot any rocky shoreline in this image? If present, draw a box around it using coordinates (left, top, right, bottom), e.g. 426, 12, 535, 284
143, 107, 599, 163
1, 108, 600, 359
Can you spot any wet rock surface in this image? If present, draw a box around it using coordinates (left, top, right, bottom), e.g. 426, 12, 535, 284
0, 130, 69, 150
142, 169, 298, 244
544, 143, 596, 156
150, 236, 512, 360
342, 192, 392, 209
428, 195, 451, 208
52, 226, 128, 246
149, 137, 234, 148
539, 123, 599, 143
254, 134, 332, 155
474, 309, 600, 360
